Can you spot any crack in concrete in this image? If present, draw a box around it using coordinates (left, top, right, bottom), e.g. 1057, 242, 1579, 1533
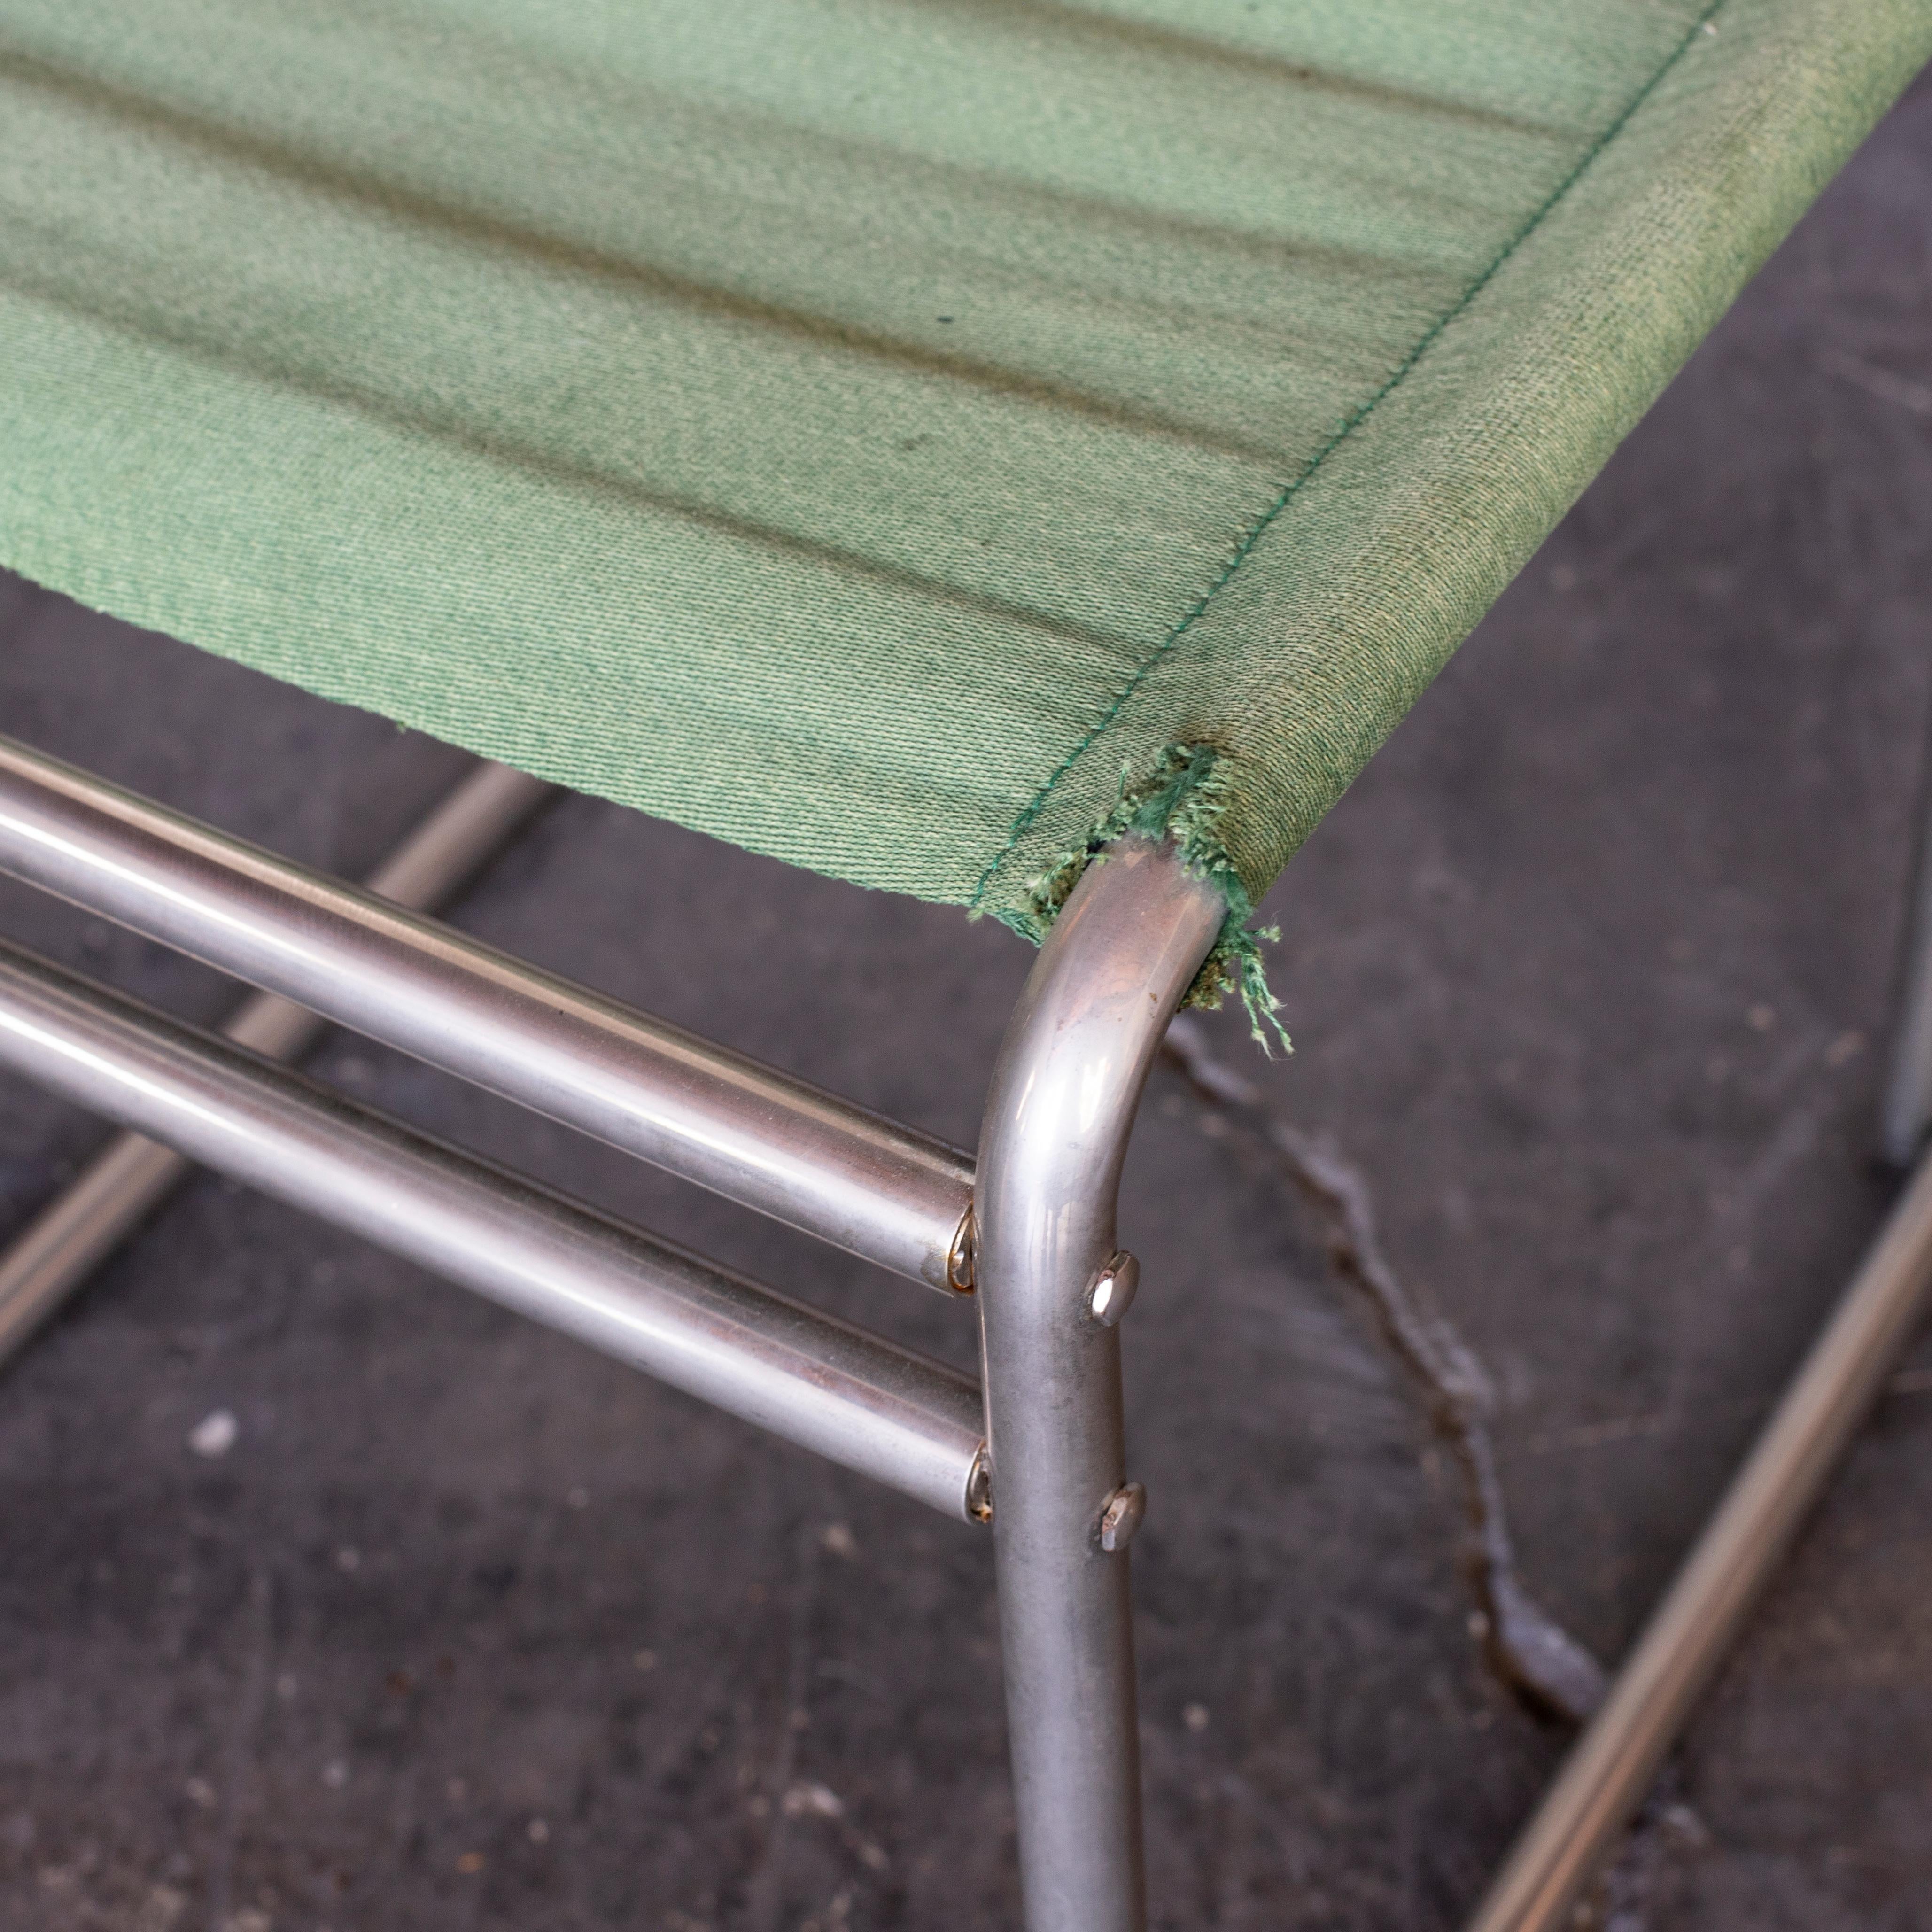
1158, 1015, 1713, 1927
1161, 1016, 1607, 1723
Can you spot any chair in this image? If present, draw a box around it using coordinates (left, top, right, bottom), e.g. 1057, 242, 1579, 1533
2, 5, 1929, 1926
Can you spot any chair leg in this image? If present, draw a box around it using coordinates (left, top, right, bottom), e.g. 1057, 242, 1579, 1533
1882, 705, 1932, 1165
975, 836, 1226, 1932
1463, 722, 1932, 1932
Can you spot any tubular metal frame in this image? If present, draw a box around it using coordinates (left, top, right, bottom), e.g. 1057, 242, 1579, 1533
0, 752, 1219, 1931
7, 732, 1929, 1932
1453, 701, 1932, 1932
1465, 1142, 1932, 1932
1881, 704, 1932, 1166
1464, 722, 1932, 1932
0, 756, 559, 1369
977, 837, 1226, 1932
0, 933, 987, 1519
0, 733, 972, 1293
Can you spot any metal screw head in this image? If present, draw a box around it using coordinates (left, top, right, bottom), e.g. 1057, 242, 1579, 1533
964, 1446, 993, 1524
945, 1206, 976, 1295
1097, 1482, 1146, 1553
1085, 1249, 1140, 1326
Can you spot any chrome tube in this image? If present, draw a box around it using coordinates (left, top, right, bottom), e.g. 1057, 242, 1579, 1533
0, 734, 973, 1290
976, 837, 1226, 1932
1464, 1151, 1932, 1932
1882, 749, 1932, 1164
0, 935, 986, 1520
0, 760, 556, 1370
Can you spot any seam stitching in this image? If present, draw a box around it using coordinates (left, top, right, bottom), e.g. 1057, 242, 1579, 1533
967, 0, 1729, 912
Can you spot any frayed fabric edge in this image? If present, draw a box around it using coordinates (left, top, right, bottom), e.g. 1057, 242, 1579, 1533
979, 743, 1291, 1054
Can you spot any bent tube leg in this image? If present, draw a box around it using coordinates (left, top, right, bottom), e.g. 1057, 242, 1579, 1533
1462, 1147, 1932, 1932
1882, 720, 1932, 1165
976, 837, 1226, 1932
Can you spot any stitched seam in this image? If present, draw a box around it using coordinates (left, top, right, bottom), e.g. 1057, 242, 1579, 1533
968, 0, 1729, 911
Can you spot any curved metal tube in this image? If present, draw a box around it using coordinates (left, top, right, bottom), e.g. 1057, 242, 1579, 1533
1882, 753, 1932, 1165
0, 734, 972, 1290
976, 836, 1226, 1932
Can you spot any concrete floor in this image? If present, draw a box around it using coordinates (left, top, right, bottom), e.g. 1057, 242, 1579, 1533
2, 65, 1931, 1932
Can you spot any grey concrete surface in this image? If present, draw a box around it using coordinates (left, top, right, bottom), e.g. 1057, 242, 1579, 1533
2, 67, 1930, 1932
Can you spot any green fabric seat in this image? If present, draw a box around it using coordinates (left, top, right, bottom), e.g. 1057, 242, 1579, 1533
3, 1, 1927, 975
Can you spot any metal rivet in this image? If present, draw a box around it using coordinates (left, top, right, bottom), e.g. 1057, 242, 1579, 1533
1084, 1249, 1140, 1326
1097, 1482, 1146, 1553
965, 1446, 993, 1524
945, 1206, 976, 1295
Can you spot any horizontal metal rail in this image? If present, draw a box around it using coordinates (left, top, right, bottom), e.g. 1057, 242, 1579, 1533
1882, 748, 1932, 1166
0, 758, 558, 1371
0, 735, 974, 1293
0, 933, 987, 1521
1464, 1148, 1932, 1932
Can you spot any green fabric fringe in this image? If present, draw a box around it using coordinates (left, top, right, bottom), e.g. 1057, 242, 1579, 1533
993, 744, 1291, 1054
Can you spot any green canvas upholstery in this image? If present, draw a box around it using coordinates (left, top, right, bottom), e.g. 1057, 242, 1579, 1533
3, 2, 1927, 953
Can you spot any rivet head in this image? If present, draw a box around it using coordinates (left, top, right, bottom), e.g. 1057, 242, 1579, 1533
964, 1446, 993, 1524
945, 1207, 976, 1295
1097, 1482, 1146, 1554
1085, 1250, 1141, 1326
